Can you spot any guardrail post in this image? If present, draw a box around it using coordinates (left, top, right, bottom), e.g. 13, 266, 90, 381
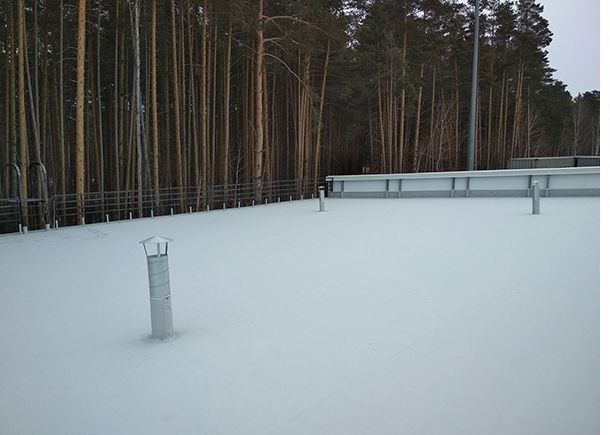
318, 186, 326, 212
532, 181, 540, 214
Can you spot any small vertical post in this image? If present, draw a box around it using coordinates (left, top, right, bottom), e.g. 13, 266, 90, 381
81, 216, 86, 225
170, 208, 174, 216
318, 185, 326, 212
189, 206, 193, 214
223, 202, 226, 210
252, 199, 254, 206
265, 198, 268, 205
206, 204, 210, 212
129, 212, 133, 220
45, 223, 50, 231
289, 195, 292, 202
106, 214, 110, 223
55, 220, 59, 229
532, 181, 540, 215
150, 210, 154, 218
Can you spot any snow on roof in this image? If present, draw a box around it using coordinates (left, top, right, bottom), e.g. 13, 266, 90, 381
0, 197, 600, 435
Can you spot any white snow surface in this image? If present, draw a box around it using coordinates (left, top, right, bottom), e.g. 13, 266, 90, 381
0, 197, 599, 435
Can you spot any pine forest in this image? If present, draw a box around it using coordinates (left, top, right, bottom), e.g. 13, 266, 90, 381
0, 0, 601, 223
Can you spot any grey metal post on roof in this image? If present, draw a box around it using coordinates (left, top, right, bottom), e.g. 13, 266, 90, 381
318, 186, 326, 212
532, 181, 540, 214
467, 0, 480, 171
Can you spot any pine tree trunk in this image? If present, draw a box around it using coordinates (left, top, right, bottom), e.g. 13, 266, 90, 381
313, 39, 330, 185
17, 0, 28, 214
301, 52, 312, 186
413, 63, 424, 172
114, 0, 120, 195
254, 0, 265, 202
378, 81, 386, 172
428, 64, 436, 171
75, 0, 87, 221
130, 0, 143, 217
198, 0, 208, 204
398, 15, 407, 173
171, 0, 184, 208
454, 59, 459, 169
496, 71, 505, 168
8, 4, 17, 188
97, 0, 104, 199
222, 21, 232, 193
510, 61, 524, 158
150, 0, 159, 208
486, 62, 493, 169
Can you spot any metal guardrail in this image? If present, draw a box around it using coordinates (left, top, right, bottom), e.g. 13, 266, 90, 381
0, 179, 323, 235
507, 156, 600, 169
326, 167, 600, 199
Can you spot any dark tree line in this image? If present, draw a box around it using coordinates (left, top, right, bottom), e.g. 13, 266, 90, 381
0, 0, 600, 210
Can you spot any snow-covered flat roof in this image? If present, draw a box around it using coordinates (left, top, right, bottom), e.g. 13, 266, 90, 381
0, 197, 599, 435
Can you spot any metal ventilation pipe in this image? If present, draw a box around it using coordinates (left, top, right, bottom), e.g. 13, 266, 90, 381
140, 236, 174, 339
532, 181, 540, 215
318, 186, 326, 212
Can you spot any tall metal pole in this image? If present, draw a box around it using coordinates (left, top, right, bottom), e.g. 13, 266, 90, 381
467, 0, 480, 171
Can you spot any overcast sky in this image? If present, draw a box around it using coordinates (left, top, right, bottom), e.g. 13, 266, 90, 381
537, 0, 599, 95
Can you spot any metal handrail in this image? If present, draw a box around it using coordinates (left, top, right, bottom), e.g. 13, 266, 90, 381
0, 178, 323, 234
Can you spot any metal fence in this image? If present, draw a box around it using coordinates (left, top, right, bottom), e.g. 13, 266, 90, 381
0, 179, 322, 235
507, 156, 600, 169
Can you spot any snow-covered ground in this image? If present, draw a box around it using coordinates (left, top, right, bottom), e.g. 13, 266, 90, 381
0, 197, 599, 435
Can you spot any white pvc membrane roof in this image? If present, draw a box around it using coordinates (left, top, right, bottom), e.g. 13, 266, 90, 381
0, 197, 599, 435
